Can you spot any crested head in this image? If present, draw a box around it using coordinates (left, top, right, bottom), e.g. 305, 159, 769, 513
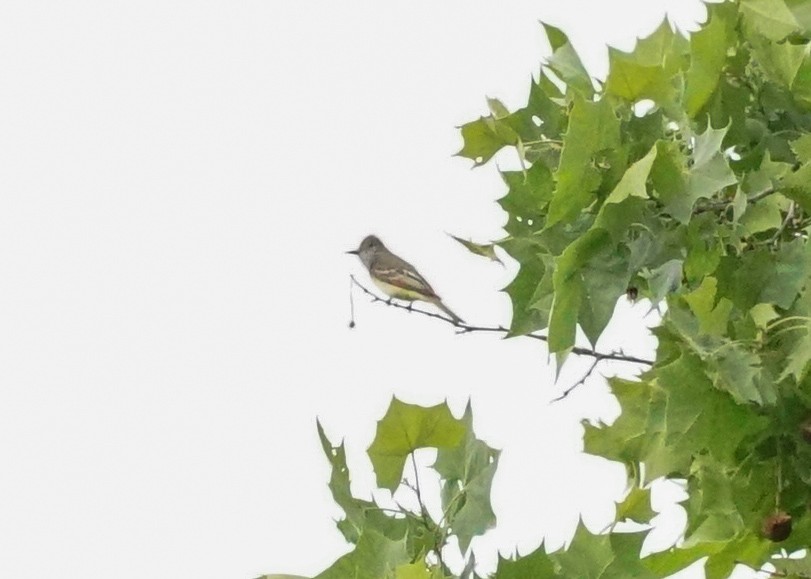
349, 234, 386, 269
359, 235, 384, 252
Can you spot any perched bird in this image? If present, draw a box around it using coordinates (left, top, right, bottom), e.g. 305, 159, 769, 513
347, 235, 464, 324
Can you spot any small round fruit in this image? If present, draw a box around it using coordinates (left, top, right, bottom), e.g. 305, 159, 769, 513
762, 512, 792, 542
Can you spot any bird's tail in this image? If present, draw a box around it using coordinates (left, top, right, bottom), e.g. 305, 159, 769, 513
432, 298, 464, 325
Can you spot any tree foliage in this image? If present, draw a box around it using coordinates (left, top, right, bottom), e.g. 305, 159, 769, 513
263, 1, 811, 577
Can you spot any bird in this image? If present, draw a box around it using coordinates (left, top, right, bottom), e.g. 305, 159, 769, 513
347, 235, 464, 324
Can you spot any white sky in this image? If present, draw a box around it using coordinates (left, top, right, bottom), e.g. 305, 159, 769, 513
0, 1, 760, 578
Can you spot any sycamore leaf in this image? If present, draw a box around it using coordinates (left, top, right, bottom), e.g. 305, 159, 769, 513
683, 277, 732, 337
318, 421, 375, 543
494, 524, 653, 579
604, 20, 688, 104
651, 125, 738, 223
685, 3, 734, 117
741, 0, 801, 40
448, 234, 503, 265
740, 194, 785, 235
781, 164, 811, 212
541, 23, 594, 96
394, 563, 433, 579
493, 548, 556, 579
600, 145, 657, 207
646, 517, 811, 579
456, 99, 545, 167
616, 486, 655, 524
367, 399, 465, 492
549, 228, 628, 352
771, 555, 811, 578
585, 350, 770, 480
748, 30, 808, 88
547, 96, 621, 226
498, 163, 556, 230
314, 529, 409, 579
552, 523, 654, 579
434, 404, 499, 553
643, 258, 683, 305
500, 237, 552, 336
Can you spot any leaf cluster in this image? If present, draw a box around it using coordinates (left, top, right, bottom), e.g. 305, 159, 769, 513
258, 399, 499, 578
264, 2, 811, 578
454, 1, 811, 576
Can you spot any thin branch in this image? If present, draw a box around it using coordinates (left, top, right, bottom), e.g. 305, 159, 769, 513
350, 275, 655, 366
550, 355, 605, 403
769, 201, 796, 247
693, 187, 776, 214
406, 449, 446, 569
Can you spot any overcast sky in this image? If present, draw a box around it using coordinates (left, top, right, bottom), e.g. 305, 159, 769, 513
0, 2, 749, 578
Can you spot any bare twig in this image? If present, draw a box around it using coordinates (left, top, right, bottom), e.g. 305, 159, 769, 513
550, 355, 605, 403
406, 448, 445, 569
350, 275, 655, 366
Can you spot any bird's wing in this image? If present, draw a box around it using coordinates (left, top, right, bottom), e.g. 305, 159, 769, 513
371, 255, 437, 298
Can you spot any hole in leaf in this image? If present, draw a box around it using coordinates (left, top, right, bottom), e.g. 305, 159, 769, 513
532, 115, 542, 127
724, 146, 741, 161
475, 156, 484, 164
633, 99, 655, 117
527, 218, 534, 226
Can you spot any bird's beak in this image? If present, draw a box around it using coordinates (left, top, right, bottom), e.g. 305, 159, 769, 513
346, 249, 359, 255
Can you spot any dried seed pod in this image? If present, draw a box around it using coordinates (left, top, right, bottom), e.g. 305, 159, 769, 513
626, 287, 638, 302
762, 512, 792, 542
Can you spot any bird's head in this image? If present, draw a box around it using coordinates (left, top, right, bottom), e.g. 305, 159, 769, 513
347, 235, 384, 268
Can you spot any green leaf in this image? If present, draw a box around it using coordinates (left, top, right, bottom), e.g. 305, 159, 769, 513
314, 529, 409, 579
616, 486, 655, 524
551, 523, 654, 579
498, 162, 555, 227
600, 145, 657, 206
741, 0, 801, 40
780, 155, 811, 212
547, 96, 621, 226
434, 404, 499, 553
493, 548, 556, 579
367, 398, 465, 491
604, 20, 687, 104
394, 563, 433, 579
585, 350, 770, 480
685, 3, 734, 117
541, 22, 594, 96
749, 31, 808, 88
643, 258, 683, 305
652, 125, 738, 223
762, 239, 811, 308
318, 420, 375, 543
500, 237, 552, 336
786, 0, 811, 31
578, 242, 633, 347
682, 277, 732, 337
740, 194, 785, 235
549, 228, 629, 352
456, 99, 545, 167
771, 555, 811, 578
448, 234, 503, 264
495, 525, 653, 579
